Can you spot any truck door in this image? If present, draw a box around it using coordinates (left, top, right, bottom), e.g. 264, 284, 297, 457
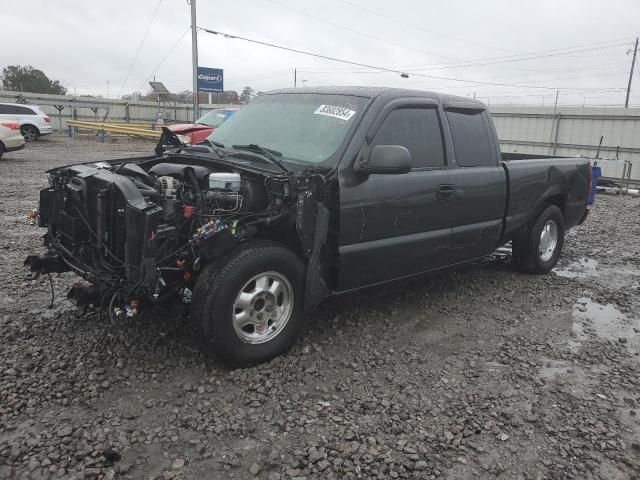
443, 107, 507, 262
337, 102, 453, 291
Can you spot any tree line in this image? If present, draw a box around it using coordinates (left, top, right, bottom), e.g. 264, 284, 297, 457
1, 65, 67, 95
1, 65, 259, 104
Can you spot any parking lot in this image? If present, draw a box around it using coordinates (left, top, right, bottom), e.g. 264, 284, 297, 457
0, 135, 639, 479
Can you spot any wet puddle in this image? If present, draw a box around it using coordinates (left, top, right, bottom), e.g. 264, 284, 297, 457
572, 297, 640, 353
555, 257, 640, 292
555, 258, 599, 279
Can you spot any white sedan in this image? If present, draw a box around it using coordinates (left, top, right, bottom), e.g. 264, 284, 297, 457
0, 120, 26, 158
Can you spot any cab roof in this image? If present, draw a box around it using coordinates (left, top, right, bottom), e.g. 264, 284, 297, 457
263, 86, 486, 108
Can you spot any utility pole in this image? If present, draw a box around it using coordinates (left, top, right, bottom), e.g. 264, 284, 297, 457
190, 0, 199, 120
625, 37, 638, 108
548, 90, 560, 155
294, 69, 297, 88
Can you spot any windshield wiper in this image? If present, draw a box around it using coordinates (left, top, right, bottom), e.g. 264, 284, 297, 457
198, 139, 225, 158
231, 144, 290, 173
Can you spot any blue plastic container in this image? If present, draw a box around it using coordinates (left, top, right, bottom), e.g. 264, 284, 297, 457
587, 163, 601, 205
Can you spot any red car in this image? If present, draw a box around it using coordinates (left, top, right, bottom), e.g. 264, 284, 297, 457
168, 107, 240, 144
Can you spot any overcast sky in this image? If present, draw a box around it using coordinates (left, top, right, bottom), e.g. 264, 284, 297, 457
2, 0, 640, 106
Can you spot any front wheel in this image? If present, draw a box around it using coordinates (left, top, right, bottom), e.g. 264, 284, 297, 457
191, 241, 306, 367
512, 205, 565, 274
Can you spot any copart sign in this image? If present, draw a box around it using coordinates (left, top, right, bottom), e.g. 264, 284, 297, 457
197, 67, 224, 92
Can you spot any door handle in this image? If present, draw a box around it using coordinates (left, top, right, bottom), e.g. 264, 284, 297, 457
436, 184, 456, 200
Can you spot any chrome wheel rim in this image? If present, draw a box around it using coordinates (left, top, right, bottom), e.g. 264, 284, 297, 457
539, 220, 558, 262
22, 127, 37, 142
232, 271, 293, 344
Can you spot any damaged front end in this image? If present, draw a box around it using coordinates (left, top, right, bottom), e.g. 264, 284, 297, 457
26, 151, 328, 317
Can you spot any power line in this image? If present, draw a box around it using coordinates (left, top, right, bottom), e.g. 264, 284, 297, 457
265, 0, 459, 61
291, 39, 633, 76
398, 41, 632, 71
477, 61, 630, 79
117, 0, 163, 99
267, 0, 632, 78
491, 70, 628, 85
136, 27, 191, 92
400, 37, 634, 68
292, 40, 631, 75
479, 88, 627, 98
199, 26, 628, 92
421, 82, 626, 93
336, 0, 514, 53
299, 62, 630, 79
199, 27, 410, 75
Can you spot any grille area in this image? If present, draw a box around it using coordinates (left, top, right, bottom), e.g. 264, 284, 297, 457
54, 176, 128, 264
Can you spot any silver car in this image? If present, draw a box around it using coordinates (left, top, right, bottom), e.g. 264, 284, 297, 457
0, 120, 26, 158
0, 103, 53, 141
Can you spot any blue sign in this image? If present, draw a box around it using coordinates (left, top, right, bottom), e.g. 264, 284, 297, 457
197, 67, 224, 92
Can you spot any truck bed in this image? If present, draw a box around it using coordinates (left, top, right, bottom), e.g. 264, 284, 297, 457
500, 156, 591, 240
502, 152, 568, 161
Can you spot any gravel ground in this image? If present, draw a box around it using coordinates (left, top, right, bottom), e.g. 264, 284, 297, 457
1, 135, 639, 480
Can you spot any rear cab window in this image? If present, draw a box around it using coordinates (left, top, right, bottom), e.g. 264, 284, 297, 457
371, 107, 445, 169
445, 108, 496, 167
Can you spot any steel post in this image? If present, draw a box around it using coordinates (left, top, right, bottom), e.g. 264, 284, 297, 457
190, 0, 199, 121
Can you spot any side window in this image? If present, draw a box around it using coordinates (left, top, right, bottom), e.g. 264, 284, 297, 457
16, 106, 36, 115
0, 105, 16, 114
372, 107, 445, 169
445, 110, 495, 167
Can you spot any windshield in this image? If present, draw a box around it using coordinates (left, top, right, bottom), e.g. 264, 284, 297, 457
197, 109, 234, 128
208, 93, 368, 164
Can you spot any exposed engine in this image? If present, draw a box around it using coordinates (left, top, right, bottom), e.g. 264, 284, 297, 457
27, 154, 309, 316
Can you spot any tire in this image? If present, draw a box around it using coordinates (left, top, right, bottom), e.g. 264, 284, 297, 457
20, 125, 39, 142
0, 142, 4, 158
191, 241, 306, 367
512, 205, 565, 274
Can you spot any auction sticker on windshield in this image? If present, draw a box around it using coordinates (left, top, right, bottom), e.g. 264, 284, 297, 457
314, 105, 357, 121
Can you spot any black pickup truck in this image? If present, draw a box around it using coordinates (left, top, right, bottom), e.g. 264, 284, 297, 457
26, 87, 592, 366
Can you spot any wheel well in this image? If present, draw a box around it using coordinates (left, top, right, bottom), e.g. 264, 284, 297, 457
513, 194, 566, 242
543, 194, 566, 217
259, 224, 305, 258
21, 124, 40, 134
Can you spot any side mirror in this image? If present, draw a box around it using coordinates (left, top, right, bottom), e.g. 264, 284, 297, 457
356, 145, 412, 175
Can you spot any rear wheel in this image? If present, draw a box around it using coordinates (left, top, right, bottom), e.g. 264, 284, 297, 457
0, 142, 4, 158
20, 125, 39, 142
191, 241, 306, 367
512, 205, 565, 274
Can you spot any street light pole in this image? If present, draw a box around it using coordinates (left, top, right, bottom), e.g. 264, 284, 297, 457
190, 0, 199, 120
